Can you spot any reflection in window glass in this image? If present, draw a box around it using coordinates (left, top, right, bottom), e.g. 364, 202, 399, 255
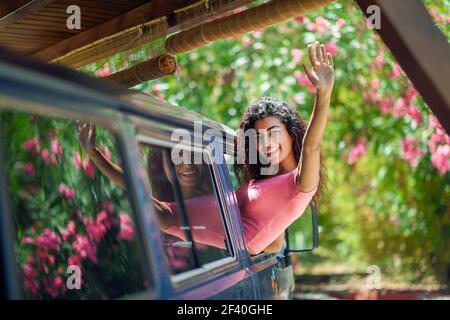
0, 110, 149, 299
141, 144, 231, 275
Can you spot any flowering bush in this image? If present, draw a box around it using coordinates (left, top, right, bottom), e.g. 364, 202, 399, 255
138, 0, 450, 281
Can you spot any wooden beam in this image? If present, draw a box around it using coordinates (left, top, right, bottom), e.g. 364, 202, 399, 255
0, 0, 55, 29
32, 0, 256, 65
356, 0, 450, 134
32, 0, 200, 62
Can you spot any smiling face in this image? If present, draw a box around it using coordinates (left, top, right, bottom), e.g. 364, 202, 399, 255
162, 149, 206, 189
253, 116, 294, 167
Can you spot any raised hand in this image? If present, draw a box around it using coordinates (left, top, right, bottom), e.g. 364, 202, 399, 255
303, 41, 334, 95
76, 120, 96, 153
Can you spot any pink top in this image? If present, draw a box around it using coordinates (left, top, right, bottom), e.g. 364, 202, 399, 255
164, 167, 319, 254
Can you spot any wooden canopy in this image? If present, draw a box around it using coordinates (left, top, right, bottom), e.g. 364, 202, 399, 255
0, 0, 449, 133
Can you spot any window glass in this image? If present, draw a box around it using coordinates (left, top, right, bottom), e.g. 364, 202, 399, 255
140, 143, 232, 275
0, 109, 150, 299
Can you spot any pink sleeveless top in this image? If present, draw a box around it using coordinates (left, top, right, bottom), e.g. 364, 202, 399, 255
163, 167, 318, 254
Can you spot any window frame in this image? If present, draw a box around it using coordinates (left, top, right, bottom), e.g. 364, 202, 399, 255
135, 132, 241, 290
0, 103, 159, 299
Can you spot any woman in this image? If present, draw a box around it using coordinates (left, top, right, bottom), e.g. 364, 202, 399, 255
77, 41, 333, 255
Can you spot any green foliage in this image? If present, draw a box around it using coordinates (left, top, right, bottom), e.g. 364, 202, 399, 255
137, 0, 450, 282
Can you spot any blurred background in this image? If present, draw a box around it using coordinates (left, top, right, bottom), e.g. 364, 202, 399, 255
129, 0, 450, 299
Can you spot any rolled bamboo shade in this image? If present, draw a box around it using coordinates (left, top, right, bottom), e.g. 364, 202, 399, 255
104, 54, 177, 87
166, 0, 334, 54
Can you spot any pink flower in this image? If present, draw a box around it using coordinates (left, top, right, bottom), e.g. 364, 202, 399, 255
314, 16, 330, 35
23, 264, 36, 279
22, 138, 41, 154
51, 138, 63, 156
390, 63, 402, 79
82, 159, 95, 178
376, 95, 394, 114
73, 152, 82, 169
429, 114, 443, 130
401, 137, 425, 168
102, 201, 114, 215
72, 234, 97, 263
68, 255, 81, 267
40, 149, 50, 161
22, 236, 35, 245
58, 183, 75, 200
325, 42, 338, 56
290, 49, 304, 65
36, 228, 61, 251
119, 213, 134, 241
47, 255, 55, 266
97, 62, 111, 78
24, 278, 39, 295
347, 137, 367, 165
404, 85, 418, 105
67, 221, 76, 234
392, 98, 409, 117
294, 70, 316, 93
431, 145, 450, 176
375, 52, 385, 69
335, 18, 346, 28
49, 154, 57, 166
23, 162, 36, 176
408, 107, 423, 125
293, 16, 305, 25
370, 79, 380, 91
428, 129, 450, 153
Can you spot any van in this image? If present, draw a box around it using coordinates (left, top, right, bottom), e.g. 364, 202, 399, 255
0, 47, 318, 300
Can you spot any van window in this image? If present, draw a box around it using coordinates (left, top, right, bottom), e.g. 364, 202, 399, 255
0, 109, 150, 299
139, 143, 232, 275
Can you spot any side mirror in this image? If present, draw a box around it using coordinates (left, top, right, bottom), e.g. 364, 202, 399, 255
284, 202, 319, 254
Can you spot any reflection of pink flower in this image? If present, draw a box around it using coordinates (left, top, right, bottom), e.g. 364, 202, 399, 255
347, 137, 367, 165
23, 162, 36, 176
22, 138, 41, 154
72, 234, 97, 263
401, 137, 425, 168
97, 62, 111, 78
41, 149, 50, 161
431, 145, 450, 176
294, 70, 316, 93
119, 213, 134, 241
290, 49, 304, 65
68, 255, 81, 267
35, 229, 61, 254
73, 152, 82, 169
82, 160, 95, 178
58, 183, 75, 200
22, 236, 35, 245
51, 138, 63, 156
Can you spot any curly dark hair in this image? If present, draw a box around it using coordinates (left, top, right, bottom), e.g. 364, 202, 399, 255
234, 96, 328, 205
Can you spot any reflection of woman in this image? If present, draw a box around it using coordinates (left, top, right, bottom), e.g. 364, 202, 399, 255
78, 41, 333, 255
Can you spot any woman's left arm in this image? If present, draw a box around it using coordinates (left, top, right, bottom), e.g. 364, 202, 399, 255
296, 41, 334, 191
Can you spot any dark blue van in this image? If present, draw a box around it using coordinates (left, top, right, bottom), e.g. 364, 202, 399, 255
0, 47, 318, 300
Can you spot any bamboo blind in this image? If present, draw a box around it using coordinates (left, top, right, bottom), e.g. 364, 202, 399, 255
166, 0, 334, 54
